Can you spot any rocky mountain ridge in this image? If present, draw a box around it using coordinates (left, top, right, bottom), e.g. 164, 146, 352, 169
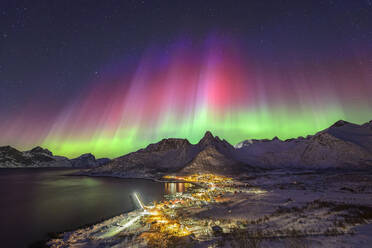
0, 146, 110, 168
87, 130, 246, 178
2, 120, 371, 173
234, 119, 372, 168
87, 119, 372, 178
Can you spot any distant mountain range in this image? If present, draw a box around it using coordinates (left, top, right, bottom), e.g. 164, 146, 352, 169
0, 146, 110, 168
234, 120, 372, 169
1, 120, 371, 175
86, 120, 372, 178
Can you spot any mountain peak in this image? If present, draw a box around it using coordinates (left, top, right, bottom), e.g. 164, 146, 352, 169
70, 153, 110, 168
203, 130, 214, 139
331, 120, 350, 128
29, 146, 53, 156
0, 145, 20, 154
180, 145, 242, 175
74, 153, 95, 159
362, 120, 372, 129
198, 131, 217, 146
145, 138, 191, 152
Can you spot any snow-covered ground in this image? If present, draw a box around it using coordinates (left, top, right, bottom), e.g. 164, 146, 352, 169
47, 169, 372, 248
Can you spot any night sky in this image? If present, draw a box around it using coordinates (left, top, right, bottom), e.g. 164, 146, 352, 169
1, 0, 372, 158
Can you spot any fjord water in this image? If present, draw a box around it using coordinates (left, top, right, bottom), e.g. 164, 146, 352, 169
0, 169, 166, 247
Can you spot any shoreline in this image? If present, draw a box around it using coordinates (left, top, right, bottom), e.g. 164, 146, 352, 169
28, 173, 194, 248
46, 170, 372, 248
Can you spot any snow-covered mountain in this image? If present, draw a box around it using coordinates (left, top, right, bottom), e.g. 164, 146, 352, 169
234, 120, 372, 169
87, 120, 372, 178
87, 131, 257, 178
2, 120, 371, 173
0, 146, 72, 168
0, 146, 110, 168
179, 131, 249, 175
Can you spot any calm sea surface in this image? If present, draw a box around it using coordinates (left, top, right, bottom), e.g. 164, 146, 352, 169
0, 168, 177, 247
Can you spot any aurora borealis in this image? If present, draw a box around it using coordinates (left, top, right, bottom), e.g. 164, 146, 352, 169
1, 1, 372, 158
2, 36, 371, 158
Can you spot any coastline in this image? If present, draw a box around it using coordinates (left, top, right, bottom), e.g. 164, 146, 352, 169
46, 170, 372, 248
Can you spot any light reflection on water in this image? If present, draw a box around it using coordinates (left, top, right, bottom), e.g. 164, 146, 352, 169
0, 168, 165, 247
164, 182, 192, 194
